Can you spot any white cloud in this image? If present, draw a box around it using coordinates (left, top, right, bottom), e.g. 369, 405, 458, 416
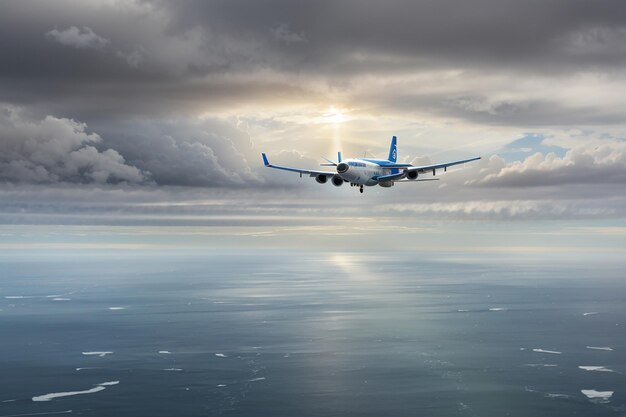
45, 26, 110, 49
470, 141, 626, 187
0, 106, 148, 184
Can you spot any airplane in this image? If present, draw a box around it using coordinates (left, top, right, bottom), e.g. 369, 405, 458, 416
261, 136, 480, 193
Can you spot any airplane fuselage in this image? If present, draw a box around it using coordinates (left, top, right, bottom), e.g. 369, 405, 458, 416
337, 158, 399, 186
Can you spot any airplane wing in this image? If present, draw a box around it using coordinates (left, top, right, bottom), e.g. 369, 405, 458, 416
374, 156, 481, 182
408, 156, 481, 173
261, 153, 336, 177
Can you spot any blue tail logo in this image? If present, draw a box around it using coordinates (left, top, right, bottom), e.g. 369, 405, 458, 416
388, 136, 397, 162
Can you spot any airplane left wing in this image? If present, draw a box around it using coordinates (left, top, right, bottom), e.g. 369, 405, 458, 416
261, 153, 336, 177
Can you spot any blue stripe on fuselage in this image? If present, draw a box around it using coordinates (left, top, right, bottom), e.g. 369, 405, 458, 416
358, 158, 408, 167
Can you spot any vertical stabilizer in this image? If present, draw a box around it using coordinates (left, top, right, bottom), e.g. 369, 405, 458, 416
338, 152, 342, 163
387, 136, 397, 162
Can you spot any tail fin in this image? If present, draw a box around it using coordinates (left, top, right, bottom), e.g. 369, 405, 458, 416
337, 152, 342, 163
387, 136, 397, 162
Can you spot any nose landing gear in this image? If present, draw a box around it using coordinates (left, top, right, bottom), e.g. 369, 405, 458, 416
359, 185, 363, 194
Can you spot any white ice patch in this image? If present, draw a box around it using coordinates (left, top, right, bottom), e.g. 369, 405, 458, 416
158, 351, 171, 354
32, 381, 119, 402
53, 298, 71, 301
457, 309, 470, 312
82, 351, 113, 357
217, 384, 227, 387
532, 349, 562, 354
164, 368, 182, 371
583, 312, 599, 316
248, 377, 266, 382
489, 307, 507, 311
545, 393, 569, 399
525, 363, 558, 367
587, 346, 613, 351
108, 307, 125, 310
215, 353, 227, 358
581, 390, 614, 402
578, 366, 614, 372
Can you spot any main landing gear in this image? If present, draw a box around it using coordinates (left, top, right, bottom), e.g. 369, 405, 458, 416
350, 183, 364, 194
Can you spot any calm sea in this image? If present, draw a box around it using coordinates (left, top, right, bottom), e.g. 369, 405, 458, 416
1, 250, 624, 416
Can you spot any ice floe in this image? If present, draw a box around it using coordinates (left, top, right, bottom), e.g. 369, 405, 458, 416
108, 307, 125, 310
158, 351, 171, 354
489, 307, 507, 311
82, 351, 113, 357
525, 363, 558, 367
583, 312, 599, 316
457, 309, 470, 312
215, 353, 227, 358
545, 393, 570, 399
586, 346, 613, 351
578, 366, 614, 372
248, 377, 266, 382
217, 384, 227, 387
532, 349, 562, 354
32, 381, 119, 402
581, 390, 614, 402
163, 368, 183, 371
53, 298, 71, 301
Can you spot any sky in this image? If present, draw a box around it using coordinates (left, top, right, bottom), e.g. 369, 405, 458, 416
1, 0, 625, 255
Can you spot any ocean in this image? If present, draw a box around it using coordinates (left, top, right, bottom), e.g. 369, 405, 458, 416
1, 250, 624, 416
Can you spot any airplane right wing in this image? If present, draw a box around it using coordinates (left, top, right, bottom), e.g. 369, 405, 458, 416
261, 153, 336, 177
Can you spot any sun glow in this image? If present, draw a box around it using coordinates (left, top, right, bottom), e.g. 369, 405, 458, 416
324, 106, 346, 124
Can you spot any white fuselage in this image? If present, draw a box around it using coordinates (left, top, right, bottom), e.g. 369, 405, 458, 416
338, 159, 392, 186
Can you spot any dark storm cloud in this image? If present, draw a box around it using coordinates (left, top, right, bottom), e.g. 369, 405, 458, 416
1, 0, 626, 111
150, 0, 626, 72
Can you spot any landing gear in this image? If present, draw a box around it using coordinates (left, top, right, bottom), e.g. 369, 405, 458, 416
359, 186, 363, 194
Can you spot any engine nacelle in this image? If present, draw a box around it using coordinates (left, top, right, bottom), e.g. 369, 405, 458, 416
331, 175, 344, 186
406, 170, 418, 180
316, 174, 328, 184
379, 180, 394, 188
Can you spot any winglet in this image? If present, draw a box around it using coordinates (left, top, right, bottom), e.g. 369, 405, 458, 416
261, 153, 270, 167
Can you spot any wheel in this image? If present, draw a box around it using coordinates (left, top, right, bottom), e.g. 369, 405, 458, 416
359, 187, 363, 194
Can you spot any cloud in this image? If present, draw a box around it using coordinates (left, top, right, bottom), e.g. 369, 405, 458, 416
98, 118, 264, 187
0, 106, 147, 184
471, 141, 626, 187
272, 24, 306, 44
45, 26, 109, 49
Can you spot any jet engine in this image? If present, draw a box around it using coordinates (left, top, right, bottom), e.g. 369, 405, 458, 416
379, 181, 394, 188
332, 175, 344, 186
316, 174, 328, 184
406, 170, 418, 180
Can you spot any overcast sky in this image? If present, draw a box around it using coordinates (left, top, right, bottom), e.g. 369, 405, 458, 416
1, 0, 625, 249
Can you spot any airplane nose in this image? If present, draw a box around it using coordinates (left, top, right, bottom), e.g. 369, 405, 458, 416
337, 163, 349, 173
